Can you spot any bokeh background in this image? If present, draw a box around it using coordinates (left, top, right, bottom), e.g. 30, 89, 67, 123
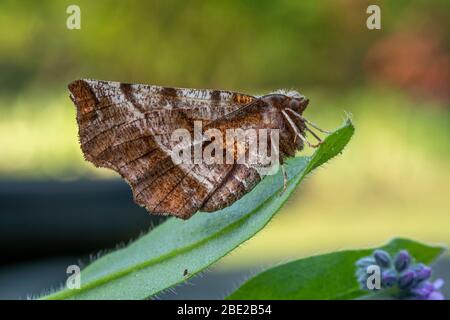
0, 0, 449, 299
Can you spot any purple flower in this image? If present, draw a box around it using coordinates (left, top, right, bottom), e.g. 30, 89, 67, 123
413, 263, 432, 282
356, 257, 376, 268
373, 250, 391, 268
382, 270, 397, 288
394, 250, 411, 272
398, 270, 415, 289
411, 279, 445, 300
356, 249, 445, 300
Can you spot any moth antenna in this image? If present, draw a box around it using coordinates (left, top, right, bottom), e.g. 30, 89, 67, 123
281, 110, 320, 148
286, 108, 332, 134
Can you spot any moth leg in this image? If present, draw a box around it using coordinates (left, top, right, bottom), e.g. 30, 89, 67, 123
281, 164, 288, 193
305, 126, 322, 145
281, 110, 321, 148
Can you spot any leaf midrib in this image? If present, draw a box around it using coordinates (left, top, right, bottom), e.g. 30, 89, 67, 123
43, 158, 311, 300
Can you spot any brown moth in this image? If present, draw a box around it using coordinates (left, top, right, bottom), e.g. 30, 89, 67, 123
68, 79, 328, 219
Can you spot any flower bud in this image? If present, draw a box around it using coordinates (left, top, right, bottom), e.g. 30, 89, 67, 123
394, 250, 411, 272
428, 291, 444, 300
398, 270, 415, 289
358, 274, 369, 289
356, 257, 376, 268
411, 282, 434, 298
373, 250, 391, 268
382, 270, 397, 288
414, 264, 432, 282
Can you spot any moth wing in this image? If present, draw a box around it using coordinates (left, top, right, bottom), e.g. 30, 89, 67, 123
200, 101, 280, 212
68, 79, 257, 219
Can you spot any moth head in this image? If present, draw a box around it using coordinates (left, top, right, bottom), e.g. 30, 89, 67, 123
262, 90, 309, 114
287, 95, 309, 114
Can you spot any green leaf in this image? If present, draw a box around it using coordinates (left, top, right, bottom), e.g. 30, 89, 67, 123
227, 238, 445, 300
41, 119, 354, 300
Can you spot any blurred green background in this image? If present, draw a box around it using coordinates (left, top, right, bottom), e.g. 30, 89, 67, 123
0, 0, 449, 297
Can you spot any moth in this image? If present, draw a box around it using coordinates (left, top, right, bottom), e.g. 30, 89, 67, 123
68, 79, 329, 219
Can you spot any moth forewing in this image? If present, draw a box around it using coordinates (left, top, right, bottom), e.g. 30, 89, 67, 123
69, 79, 312, 219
